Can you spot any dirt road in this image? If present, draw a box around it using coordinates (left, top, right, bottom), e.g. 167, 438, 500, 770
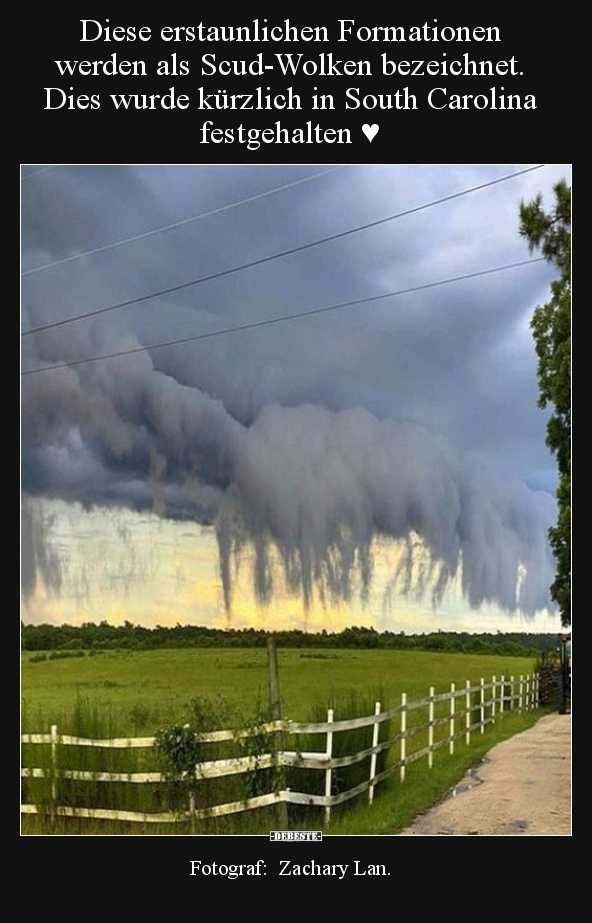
400, 714, 571, 835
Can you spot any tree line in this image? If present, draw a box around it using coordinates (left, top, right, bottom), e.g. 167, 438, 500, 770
21, 621, 560, 656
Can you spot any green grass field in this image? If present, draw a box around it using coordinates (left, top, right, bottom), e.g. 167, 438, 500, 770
21, 647, 543, 835
21, 647, 538, 734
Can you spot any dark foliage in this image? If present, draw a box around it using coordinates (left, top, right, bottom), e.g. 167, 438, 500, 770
519, 180, 571, 624
22, 621, 559, 657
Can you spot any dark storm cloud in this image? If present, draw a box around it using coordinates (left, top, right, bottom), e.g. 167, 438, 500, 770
21, 163, 570, 613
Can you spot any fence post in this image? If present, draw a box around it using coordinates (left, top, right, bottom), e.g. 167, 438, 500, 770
428, 686, 435, 768
400, 693, 407, 782
480, 677, 485, 734
500, 674, 505, 715
510, 675, 515, 711
324, 708, 334, 826
491, 675, 496, 723
534, 673, 539, 707
465, 680, 471, 745
368, 701, 381, 805
267, 635, 288, 829
50, 723, 58, 808
519, 675, 524, 712
449, 683, 455, 755
189, 792, 196, 833
526, 674, 531, 711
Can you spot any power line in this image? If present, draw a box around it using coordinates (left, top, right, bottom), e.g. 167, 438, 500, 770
22, 257, 545, 377
21, 165, 62, 182
21, 164, 546, 338
21, 165, 351, 278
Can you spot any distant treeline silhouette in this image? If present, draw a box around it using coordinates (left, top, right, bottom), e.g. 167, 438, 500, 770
21, 622, 559, 656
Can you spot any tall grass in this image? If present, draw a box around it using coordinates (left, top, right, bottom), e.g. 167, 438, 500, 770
283, 689, 392, 828
23, 691, 392, 834
22, 695, 280, 835
22, 682, 544, 835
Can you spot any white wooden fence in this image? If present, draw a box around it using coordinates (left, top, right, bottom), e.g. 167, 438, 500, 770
21, 672, 539, 826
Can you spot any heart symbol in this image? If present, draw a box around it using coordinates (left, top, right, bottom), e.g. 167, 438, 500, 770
362, 124, 379, 142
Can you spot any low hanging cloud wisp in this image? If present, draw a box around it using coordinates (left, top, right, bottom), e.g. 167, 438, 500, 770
21, 344, 556, 616
215, 403, 555, 614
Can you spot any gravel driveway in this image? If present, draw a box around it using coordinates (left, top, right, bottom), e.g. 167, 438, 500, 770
400, 713, 571, 835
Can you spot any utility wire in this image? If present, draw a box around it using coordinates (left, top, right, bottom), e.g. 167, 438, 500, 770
21, 165, 62, 182
22, 257, 545, 377
21, 164, 546, 338
22, 165, 351, 277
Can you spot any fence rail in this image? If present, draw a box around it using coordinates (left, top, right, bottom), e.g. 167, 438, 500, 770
21, 672, 539, 826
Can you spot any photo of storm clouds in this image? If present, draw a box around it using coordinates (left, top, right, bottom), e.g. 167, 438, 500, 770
21, 163, 570, 633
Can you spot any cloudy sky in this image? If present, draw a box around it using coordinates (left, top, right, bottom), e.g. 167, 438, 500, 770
21, 163, 570, 632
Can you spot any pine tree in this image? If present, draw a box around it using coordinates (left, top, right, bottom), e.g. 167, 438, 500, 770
519, 180, 571, 625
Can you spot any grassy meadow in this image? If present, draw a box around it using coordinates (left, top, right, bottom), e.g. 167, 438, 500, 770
21, 647, 543, 835
21, 647, 539, 734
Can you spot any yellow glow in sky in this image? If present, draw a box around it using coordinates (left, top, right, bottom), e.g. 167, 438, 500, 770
21, 498, 560, 634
